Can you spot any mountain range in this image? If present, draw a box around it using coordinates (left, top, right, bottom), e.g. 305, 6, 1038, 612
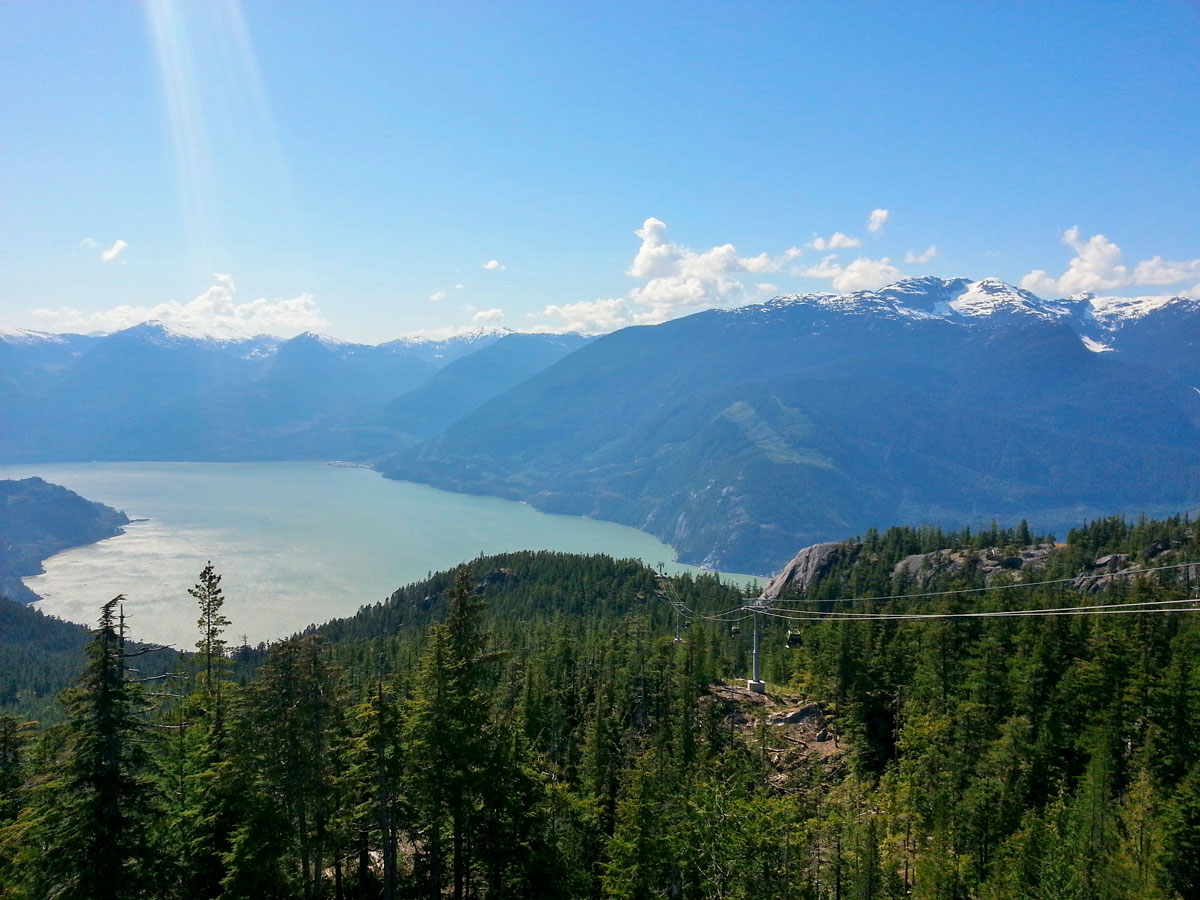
0, 325, 580, 462
381, 278, 1200, 572
4, 277, 1198, 573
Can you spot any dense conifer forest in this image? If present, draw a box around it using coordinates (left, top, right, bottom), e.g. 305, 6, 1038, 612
2, 514, 1200, 898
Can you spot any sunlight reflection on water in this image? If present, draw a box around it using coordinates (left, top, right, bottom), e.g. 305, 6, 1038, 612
2, 462, 758, 648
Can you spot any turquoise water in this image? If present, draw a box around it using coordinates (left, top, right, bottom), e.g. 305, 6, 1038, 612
0, 461, 758, 647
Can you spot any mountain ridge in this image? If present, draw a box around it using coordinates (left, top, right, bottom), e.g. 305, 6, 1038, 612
381, 277, 1200, 573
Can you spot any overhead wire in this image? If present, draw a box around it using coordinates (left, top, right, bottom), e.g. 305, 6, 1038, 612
757, 595, 1200, 620
657, 578, 755, 624
765, 559, 1200, 605
754, 598, 1200, 623
655, 559, 1200, 632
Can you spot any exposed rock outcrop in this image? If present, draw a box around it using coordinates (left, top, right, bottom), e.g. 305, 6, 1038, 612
768, 702, 824, 727
892, 544, 1056, 585
760, 541, 858, 601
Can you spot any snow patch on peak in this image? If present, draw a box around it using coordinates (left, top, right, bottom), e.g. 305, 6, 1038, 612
394, 325, 513, 344
0, 326, 66, 344
1087, 293, 1196, 325
1081, 336, 1114, 353
294, 331, 351, 349
115, 318, 274, 345
948, 279, 1067, 320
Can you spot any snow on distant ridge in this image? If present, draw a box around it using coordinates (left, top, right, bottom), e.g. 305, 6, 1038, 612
751, 276, 1191, 328
393, 325, 513, 344
1086, 293, 1199, 325
0, 326, 66, 344
947, 278, 1070, 320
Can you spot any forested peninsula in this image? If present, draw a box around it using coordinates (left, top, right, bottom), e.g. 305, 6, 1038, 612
0, 476, 130, 604
3, 513, 1200, 899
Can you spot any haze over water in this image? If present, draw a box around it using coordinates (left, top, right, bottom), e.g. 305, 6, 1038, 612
0, 461, 757, 648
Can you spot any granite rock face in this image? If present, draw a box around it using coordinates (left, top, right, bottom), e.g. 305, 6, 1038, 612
760, 541, 857, 600
892, 545, 1057, 585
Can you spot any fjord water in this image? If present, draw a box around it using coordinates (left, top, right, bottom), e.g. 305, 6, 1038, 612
0, 461, 757, 647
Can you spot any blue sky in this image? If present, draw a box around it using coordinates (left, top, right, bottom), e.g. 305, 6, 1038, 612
2, 1, 1197, 341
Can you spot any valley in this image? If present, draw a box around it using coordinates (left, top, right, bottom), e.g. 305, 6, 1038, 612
6, 277, 1198, 575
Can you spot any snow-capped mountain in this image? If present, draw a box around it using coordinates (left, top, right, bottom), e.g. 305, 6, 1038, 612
0, 320, 584, 464
764, 276, 1193, 336
383, 276, 1200, 574
5, 277, 1198, 574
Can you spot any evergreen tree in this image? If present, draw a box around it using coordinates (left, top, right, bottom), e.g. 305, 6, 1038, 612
190, 561, 230, 723
9, 598, 161, 900
404, 566, 499, 900
234, 635, 345, 900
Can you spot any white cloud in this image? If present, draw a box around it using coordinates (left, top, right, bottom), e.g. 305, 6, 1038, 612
799, 254, 904, 291
621, 217, 800, 325
482, 259, 505, 271
1019, 227, 1200, 296
79, 237, 100, 249
739, 252, 780, 273
534, 298, 634, 334
1132, 255, 1200, 285
867, 209, 889, 233
808, 232, 861, 251
30, 273, 327, 338
472, 308, 504, 324
904, 245, 938, 264
100, 239, 128, 262
524, 216, 900, 335
429, 291, 448, 302
454, 283, 465, 290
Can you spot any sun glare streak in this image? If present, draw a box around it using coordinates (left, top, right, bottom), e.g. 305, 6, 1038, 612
144, 0, 303, 280
145, 0, 216, 273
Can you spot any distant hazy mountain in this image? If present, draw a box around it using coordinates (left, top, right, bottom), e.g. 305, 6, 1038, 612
0, 323, 559, 462
379, 332, 593, 442
381, 278, 1200, 574
380, 327, 512, 366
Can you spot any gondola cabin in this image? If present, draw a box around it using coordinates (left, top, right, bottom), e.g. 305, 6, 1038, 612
786, 629, 803, 649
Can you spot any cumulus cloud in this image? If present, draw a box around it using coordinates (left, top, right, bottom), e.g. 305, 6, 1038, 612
799, 255, 904, 292
808, 232, 861, 251
1019, 227, 1200, 296
482, 259, 505, 271
472, 308, 504, 324
904, 245, 938, 264
867, 209, 889, 233
620, 217, 802, 325
1132, 256, 1200, 285
79, 237, 101, 249
526, 216, 907, 335
533, 298, 634, 334
429, 291, 448, 302
528, 218, 881, 334
100, 239, 128, 262
30, 274, 327, 338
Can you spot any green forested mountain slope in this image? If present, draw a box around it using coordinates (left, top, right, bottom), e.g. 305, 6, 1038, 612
0, 477, 130, 604
378, 332, 592, 443
0, 477, 133, 721
4, 513, 1200, 898
382, 284, 1200, 573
